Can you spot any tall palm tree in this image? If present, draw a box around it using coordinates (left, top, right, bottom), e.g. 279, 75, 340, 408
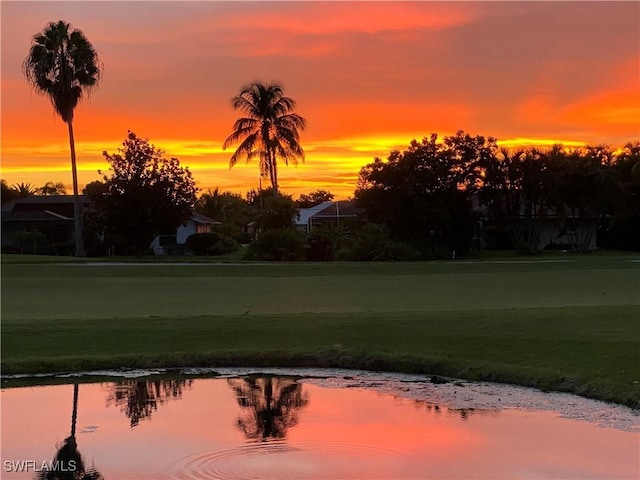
23, 20, 101, 256
223, 82, 306, 194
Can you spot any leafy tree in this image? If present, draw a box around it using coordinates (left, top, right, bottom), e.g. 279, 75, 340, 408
256, 192, 299, 231
37, 181, 67, 195
223, 82, 306, 194
478, 147, 553, 254
605, 142, 640, 250
23, 20, 101, 257
355, 133, 475, 256
1, 180, 19, 203
550, 147, 621, 252
295, 189, 334, 208
196, 188, 250, 241
86, 132, 197, 255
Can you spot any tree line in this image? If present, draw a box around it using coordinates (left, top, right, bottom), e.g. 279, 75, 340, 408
11, 19, 640, 258
355, 132, 640, 256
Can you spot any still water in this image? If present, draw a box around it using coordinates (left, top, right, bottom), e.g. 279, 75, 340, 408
1, 371, 638, 479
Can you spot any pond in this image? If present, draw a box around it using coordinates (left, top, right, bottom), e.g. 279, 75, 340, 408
1, 368, 638, 479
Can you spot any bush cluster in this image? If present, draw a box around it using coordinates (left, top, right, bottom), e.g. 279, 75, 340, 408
184, 232, 238, 256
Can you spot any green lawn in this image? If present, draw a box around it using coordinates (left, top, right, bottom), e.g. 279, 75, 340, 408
2, 253, 639, 407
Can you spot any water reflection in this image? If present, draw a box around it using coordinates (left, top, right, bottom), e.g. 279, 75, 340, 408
1, 375, 637, 479
104, 379, 193, 427
227, 376, 309, 441
35, 384, 103, 480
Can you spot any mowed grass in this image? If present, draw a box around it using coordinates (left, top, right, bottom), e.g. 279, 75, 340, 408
2, 254, 639, 407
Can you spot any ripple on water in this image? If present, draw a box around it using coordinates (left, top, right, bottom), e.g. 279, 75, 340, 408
171, 440, 406, 480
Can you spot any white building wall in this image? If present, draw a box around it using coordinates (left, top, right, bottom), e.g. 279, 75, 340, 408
176, 220, 196, 244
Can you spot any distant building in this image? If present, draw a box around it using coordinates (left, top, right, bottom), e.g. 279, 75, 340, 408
1, 195, 219, 255
296, 200, 361, 233
150, 213, 219, 255
1, 195, 88, 252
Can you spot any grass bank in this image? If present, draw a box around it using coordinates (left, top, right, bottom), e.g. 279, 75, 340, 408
2, 254, 639, 408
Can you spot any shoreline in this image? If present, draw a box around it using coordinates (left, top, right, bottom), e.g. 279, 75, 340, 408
3, 366, 638, 433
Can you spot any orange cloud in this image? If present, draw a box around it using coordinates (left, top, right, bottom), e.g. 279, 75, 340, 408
563, 89, 640, 131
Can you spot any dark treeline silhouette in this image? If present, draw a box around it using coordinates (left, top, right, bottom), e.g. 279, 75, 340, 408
355, 132, 640, 256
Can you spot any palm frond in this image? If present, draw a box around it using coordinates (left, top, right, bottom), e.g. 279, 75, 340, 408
23, 20, 101, 123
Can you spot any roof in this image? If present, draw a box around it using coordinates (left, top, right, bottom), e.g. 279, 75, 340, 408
2, 209, 73, 221
10, 195, 89, 205
296, 201, 334, 226
311, 200, 361, 218
192, 212, 220, 225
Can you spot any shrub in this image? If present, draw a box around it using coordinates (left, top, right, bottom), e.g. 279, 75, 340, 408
246, 229, 305, 261
184, 232, 238, 256
304, 224, 349, 261
337, 223, 419, 261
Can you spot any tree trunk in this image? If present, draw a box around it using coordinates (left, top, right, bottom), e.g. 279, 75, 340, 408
272, 155, 278, 195
68, 120, 86, 256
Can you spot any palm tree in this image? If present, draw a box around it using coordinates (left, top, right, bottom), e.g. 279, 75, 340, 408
11, 182, 37, 198
38, 181, 67, 195
23, 20, 102, 256
223, 82, 306, 194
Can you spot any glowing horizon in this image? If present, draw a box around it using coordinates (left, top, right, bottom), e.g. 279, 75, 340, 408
2, 2, 639, 199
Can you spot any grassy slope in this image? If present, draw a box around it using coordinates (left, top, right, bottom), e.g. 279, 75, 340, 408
2, 254, 639, 407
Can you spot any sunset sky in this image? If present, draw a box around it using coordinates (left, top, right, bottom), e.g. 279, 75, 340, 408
2, 1, 639, 199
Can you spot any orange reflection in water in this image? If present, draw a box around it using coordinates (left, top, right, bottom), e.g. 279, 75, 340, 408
1, 377, 638, 480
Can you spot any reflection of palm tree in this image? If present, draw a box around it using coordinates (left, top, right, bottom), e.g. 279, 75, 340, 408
36, 384, 103, 480
228, 376, 309, 441
105, 379, 193, 427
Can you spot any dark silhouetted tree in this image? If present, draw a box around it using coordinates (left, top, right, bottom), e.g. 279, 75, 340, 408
196, 188, 250, 241
355, 133, 477, 256
11, 182, 37, 198
2, 180, 19, 203
23, 20, 101, 257
295, 189, 334, 208
223, 82, 306, 194
37, 181, 67, 195
86, 132, 197, 255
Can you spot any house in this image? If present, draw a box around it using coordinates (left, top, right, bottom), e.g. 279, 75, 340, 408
296, 200, 361, 233
1, 195, 89, 252
150, 212, 219, 255
1, 195, 219, 255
